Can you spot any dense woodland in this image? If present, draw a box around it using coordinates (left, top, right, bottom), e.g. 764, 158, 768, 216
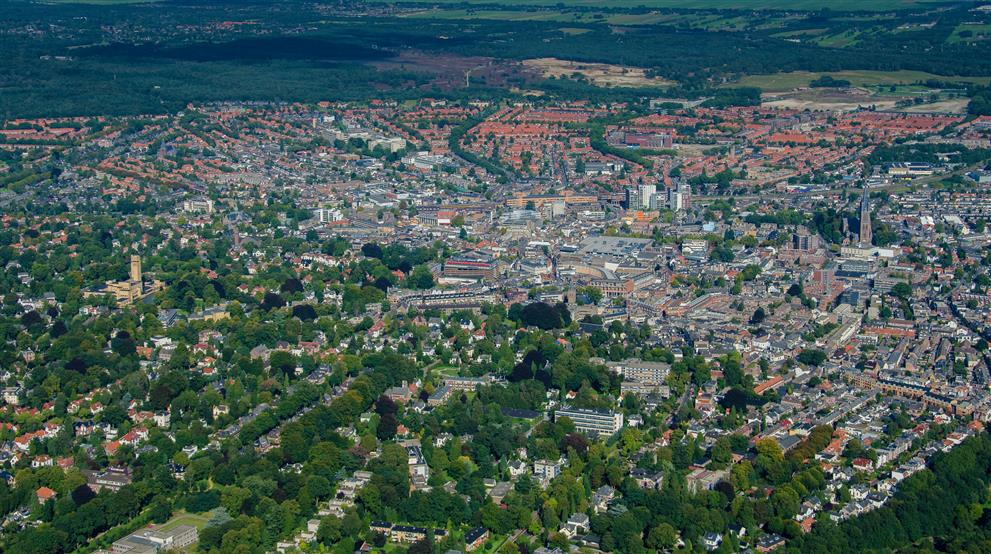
791, 433, 991, 553
2, 1, 991, 117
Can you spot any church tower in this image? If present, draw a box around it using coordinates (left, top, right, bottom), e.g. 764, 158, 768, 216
859, 185, 872, 246
130, 255, 142, 283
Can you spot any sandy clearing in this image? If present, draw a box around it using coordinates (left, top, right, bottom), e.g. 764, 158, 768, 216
522, 57, 674, 88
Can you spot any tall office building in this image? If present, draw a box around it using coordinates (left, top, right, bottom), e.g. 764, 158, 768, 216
313, 207, 343, 224
668, 183, 691, 212
859, 184, 872, 246
792, 230, 819, 252
625, 188, 641, 211
638, 183, 656, 210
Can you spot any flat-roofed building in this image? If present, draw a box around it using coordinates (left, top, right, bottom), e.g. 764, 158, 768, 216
554, 407, 624, 436
83, 467, 132, 492
575, 236, 653, 260
389, 525, 447, 544
607, 359, 670, 384
533, 458, 564, 482
445, 375, 493, 392
111, 524, 197, 554
443, 255, 497, 280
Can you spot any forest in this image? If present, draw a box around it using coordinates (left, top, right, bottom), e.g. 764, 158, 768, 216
2, 1, 991, 117
790, 433, 991, 553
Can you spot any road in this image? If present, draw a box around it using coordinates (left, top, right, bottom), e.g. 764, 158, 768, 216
494, 529, 526, 553
665, 384, 695, 428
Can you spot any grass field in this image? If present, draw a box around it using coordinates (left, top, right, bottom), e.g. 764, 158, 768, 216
390, 0, 959, 12
773, 28, 829, 38
728, 70, 991, 92
431, 365, 461, 377
157, 511, 212, 533
869, 83, 936, 96
813, 29, 865, 48
948, 22, 991, 44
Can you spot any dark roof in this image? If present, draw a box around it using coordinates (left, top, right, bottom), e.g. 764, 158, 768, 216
465, 527, 488, 543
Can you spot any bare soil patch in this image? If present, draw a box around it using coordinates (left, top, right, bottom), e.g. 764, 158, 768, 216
522, 57, 674, 88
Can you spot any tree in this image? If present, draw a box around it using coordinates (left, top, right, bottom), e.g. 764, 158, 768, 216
281, 427, 309, 463
647, 523, 678, 549
377, 413, 398, 441
740, 264, 761, 281
317, 516, 343, 545
409, 265, 434, 290
148, 498, 172, 523
750, 307, 766, 325
111, 331, 137, 357
375, 395, 399, 441
711, 436, 732, 468
797, 349, 827, 366
291, 304, 317, 321
269, 351, 297, 377
520, 302, 569, 330
756, 439, 784, 461
261, 292, 285, 311
618, 427, 643, 455
409, 540, 433, 554
361, 243, 383, 259
185, 490, 220, 513
280, 278, 304, 294
222, 487, 252, 515
771, 485, 801, 519
579, 286, 603, 305
731, 460, 753, 491
890, 282, 912, 300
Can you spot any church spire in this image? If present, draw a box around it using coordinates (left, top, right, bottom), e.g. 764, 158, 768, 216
859, 184, 872, 246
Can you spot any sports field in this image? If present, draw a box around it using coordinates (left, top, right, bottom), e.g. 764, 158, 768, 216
156, 511, 212, 533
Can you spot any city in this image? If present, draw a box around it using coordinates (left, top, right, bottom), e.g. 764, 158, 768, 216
2, 1, 991, 554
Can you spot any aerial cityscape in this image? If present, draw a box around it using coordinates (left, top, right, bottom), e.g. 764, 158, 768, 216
3, 0, 991, 553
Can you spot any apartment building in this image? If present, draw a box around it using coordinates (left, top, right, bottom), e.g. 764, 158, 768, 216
553, 407, 624, 436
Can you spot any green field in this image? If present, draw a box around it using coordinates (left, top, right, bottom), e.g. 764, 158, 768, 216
948, 22, 991, 44
389, 0, 959, 12
156, 511, 212, 533
728, 70, 991, 92
773, 28, 829, 38
431, 365, 461, 377
814, 29, 865, 47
